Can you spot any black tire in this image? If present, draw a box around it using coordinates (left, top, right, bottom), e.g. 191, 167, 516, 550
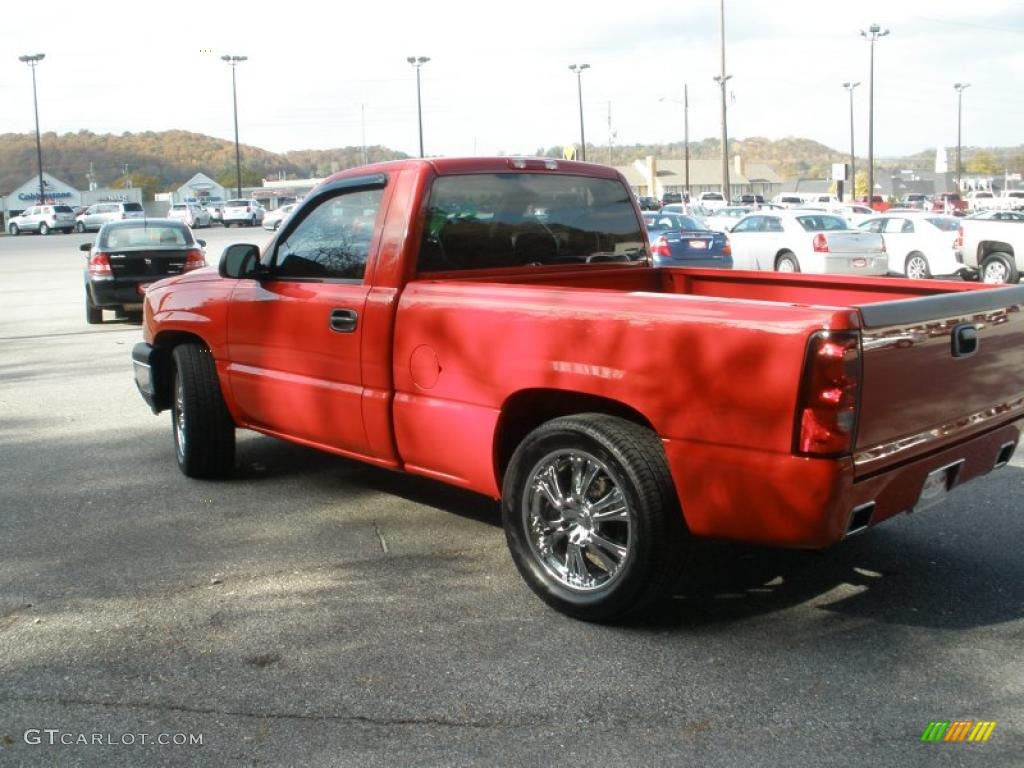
171, 343, 236, 478
502, 413, 687, 623
85, 289, 102, 324
9, 224, 19, 236
39, 223, 49, 235
980, 252, 1019, 284
775, 251, 800, 272
250, 215, 257, 227
62, 228, 73, 235
904, 251, 931, 279
75, 221, 86, 233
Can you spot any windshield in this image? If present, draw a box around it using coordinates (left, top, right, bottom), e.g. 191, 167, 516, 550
54, 205, 74, 213
926, 217, 960, 232
702, 193, 724, 201
419, 173, 646, 271
98, 223, 193, 248
796, 215, 849, 231
124, 203, 143, 212
225, 200, 250, 208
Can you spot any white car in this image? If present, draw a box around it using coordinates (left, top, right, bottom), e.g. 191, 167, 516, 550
74, 202, 145, 233
167, 203, 211, 228
702, 206, 752, 233
697, 191, 728, 212
7, 204, 77, 235
262, 203, 298, 231
858, 214, 963, 279
727, 210, 887, 275
771, 193, 806, 208
222, 199, 265, 227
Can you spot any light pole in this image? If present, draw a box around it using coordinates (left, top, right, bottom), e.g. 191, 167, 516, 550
18, 54, 46, 206
569, 64, 590, 161
221, 55, 247, 198
406, 56, 430, 158
659, 84, 690, 200
954, 82, 971, 190
860, 24, 889, 207
715, 0, 731, 203
842, 81, 860, 202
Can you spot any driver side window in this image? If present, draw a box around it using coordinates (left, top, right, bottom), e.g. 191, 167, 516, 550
731, 217, 759, 233
273, 188, 384, 281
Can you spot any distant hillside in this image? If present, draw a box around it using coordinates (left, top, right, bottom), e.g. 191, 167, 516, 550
2, 131, 1020, 201
0, 130, 408, 199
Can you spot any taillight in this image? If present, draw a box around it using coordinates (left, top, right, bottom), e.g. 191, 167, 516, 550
812, 233, 829, 253
953, 226, 963, 249
88, 251, 112, 278
183, 249, 206, 271
794, 331, 861, 456
722, 237, 732, 257
651, 235, 671, 259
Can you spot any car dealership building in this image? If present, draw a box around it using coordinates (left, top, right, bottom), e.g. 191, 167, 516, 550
1, 172, 143, 222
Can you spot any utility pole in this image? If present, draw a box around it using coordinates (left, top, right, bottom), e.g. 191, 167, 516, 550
842, 82, 860, 202
18, 54, 46, 206
861, 24, 889, 207
222, 55, 248, 198
684, 83, 690, 200
406, 57, 430, 158
954, 83, 970, 190
569, 64, 590, 161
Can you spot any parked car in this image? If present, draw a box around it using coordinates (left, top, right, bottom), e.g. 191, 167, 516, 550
702, 206, 752, 233
857, 195, 892, 213
642, 211, 732, 268
727, 210, 887, 274
7, 204, 76, 235
737, 194, 765, 206
957, 219, 1024, 283
965, 209, 1024, 222
966, 190, 998, 212
931, 192, 968, 215
222, 199, 265, 227
660, 192, 682, 207
897, 193, 929, 210
203, 203, 223, 223
75, 202, 145, 233
262, 203, 298, 231
804, 194, 840, 206
82, 219, 206, 324
636, 196, 660, 211
999, 190, 1024, 211
167, 203, 211, 228
130, 156, 1024, 622
858, 214, 963, 278
697, 191, 727, 212
832, 203, 876, 227
771, 194, 805, 208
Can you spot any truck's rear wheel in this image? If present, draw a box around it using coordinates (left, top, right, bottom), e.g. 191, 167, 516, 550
502, 414, 686, 622
980, 252, 1019, 284
171, 343, 236, 478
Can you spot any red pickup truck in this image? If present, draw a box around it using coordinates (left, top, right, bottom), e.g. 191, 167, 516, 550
133, 157, 1024, 622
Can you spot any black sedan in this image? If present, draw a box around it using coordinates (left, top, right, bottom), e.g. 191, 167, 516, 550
82, 219, 206, 324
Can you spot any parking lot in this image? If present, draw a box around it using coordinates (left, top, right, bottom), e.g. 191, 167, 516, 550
1, 229, 1022, 766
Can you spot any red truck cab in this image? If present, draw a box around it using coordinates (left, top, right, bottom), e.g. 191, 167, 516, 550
132, 157, 1024, 621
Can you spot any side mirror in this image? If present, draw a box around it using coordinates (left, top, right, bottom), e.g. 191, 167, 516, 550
196, 239, 207, 247
79, 243, 92, 252
219, 243, 263, 279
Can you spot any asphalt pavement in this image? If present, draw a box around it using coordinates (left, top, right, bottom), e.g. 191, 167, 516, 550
0, 227, 1021, 767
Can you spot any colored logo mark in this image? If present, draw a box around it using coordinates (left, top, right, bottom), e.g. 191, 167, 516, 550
920, 721, 996, 742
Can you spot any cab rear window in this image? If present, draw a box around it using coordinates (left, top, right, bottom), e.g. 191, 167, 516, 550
418, 173, 646, 272
124, 203, 143, 212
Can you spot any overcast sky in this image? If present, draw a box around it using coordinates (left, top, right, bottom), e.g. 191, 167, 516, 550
1, 0, 1022, 163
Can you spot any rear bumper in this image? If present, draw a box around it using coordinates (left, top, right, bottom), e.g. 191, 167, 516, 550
132, 342, 171, 414
662, 418, 1021, 548
87, 278, 157, 308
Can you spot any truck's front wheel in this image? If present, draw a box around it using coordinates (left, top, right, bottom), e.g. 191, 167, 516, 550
171, 344, 236, 478
502, 414, 686, 622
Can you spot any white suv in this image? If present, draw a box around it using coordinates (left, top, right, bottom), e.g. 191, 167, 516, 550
221, 199, 265, 227
8, 204, 77, 235
698, 192, 728, 212
75, 202, 145, 232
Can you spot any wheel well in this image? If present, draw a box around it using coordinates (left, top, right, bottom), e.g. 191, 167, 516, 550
149, 331, 211, 411
979, 241, 1014, 260
775, 249, 795, 265
493, 389, 656, 485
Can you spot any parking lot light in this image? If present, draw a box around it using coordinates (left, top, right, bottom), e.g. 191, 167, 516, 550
954, 83, 971, 190
716, 0, 731, 203
660, 85, 690, 199
18, 54, 46, 207
842, 82, 860, 202
860, 24, 890, 207
407, 57, 430, 158
568, 64, 590, 162
222, 55, 248, 198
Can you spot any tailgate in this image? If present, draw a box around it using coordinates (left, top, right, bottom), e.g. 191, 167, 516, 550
826, 231, 884, 255
853, 285, 1024, 476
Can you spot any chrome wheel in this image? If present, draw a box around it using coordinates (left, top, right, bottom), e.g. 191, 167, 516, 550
523, 449, 633, 593
983, 260, 1009, 284
174, 371, 186, 462
905, 254, 930, 279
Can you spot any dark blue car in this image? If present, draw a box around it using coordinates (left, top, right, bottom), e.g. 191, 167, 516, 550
642, 212, 732, 269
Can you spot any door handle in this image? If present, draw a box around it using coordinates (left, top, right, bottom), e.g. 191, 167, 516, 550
330, 308, 358, 333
